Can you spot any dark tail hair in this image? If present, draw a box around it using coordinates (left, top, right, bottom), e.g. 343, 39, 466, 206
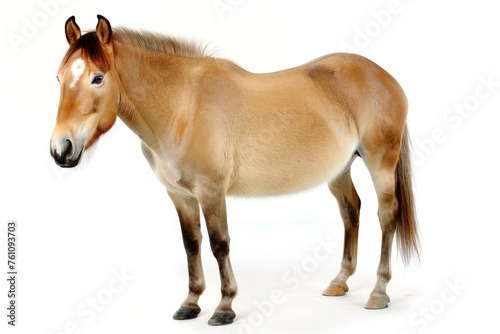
395, 125, 421, 264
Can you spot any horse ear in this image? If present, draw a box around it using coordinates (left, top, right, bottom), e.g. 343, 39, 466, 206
96, 15, 112, 45
65, 16, 81, 45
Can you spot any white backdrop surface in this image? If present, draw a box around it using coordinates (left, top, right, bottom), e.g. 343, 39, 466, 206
1, 1, 499, 334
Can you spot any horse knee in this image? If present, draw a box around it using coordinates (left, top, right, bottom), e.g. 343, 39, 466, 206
210, 236, 230, 260
184, 235, 201, 256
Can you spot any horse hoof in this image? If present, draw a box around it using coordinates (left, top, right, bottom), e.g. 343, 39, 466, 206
173, 307, 200, 320
364, 294, 390, 309
208, 312, 235, 326
322, 283, 349, 296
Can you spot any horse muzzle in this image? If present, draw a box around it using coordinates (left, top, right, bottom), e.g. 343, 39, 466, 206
50, 137, 82, 168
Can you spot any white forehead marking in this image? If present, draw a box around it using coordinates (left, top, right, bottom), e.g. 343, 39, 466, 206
70, 58, 85, 88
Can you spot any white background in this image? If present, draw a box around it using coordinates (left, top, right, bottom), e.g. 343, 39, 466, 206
1, 0, 499, 333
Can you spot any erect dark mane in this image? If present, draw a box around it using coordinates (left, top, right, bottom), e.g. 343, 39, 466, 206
61, 27, 212, 72
113, 27, 212, 58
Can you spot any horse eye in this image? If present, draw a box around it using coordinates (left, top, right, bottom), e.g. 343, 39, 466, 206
92, 75, 104, 85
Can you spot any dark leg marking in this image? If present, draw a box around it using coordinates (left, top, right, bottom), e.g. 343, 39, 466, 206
168, 192, 206, 321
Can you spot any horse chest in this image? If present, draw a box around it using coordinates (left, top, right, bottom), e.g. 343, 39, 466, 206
140, 142, 193, 196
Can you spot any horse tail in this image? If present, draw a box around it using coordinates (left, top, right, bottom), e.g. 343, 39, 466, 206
395, 124, 421, 265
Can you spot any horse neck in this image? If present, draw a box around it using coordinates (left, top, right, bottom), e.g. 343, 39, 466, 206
113, 42, 185, 150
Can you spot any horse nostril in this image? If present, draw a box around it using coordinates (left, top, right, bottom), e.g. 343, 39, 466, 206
62, 139, 73, 158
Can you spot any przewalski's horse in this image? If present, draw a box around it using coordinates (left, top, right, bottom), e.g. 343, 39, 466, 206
50, 15, 420, 326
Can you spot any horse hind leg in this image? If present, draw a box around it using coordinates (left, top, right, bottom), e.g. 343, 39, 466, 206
361, 148, 400, 309
323, 167, 361, 296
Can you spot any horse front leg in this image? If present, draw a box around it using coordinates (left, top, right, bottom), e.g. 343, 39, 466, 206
197, 182, 238, 326
168, 191, 206, 320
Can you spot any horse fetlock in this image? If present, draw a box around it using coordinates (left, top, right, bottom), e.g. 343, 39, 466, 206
189, 282, 205, 296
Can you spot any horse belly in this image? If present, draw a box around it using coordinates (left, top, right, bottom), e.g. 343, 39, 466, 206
227, 115, 358, 196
